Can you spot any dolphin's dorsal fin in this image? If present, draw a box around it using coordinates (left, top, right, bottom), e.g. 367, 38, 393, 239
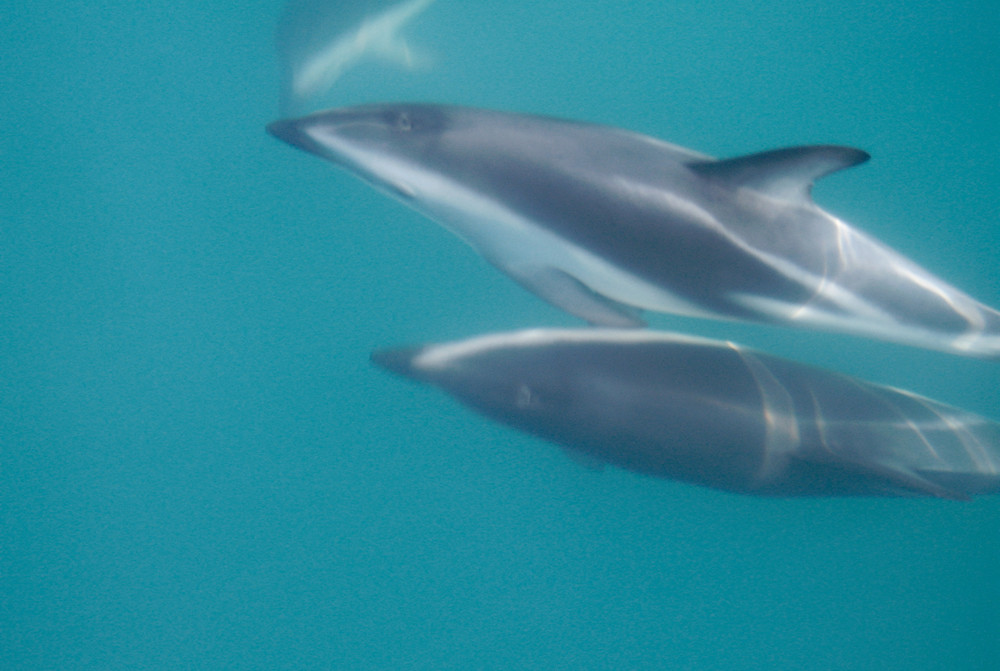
688, 145, 870, 204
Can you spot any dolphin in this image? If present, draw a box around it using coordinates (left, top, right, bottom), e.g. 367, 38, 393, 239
372, 328, 1000, 499
268, 103, 1000, 358
276, 0, 436, 114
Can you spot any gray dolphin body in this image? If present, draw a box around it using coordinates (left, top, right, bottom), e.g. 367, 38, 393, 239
373, 329, 1000, 499
268, 103, 1000, 358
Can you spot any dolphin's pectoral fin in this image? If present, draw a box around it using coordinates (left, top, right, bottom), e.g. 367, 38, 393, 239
506, 265, 646, 328
913, 470, 1000, 497
688, 145, 870, 204
871, 464, 969, 500
806, 453, 971, 500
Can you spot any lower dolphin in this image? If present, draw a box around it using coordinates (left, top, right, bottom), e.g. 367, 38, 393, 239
372, 329, 1000, 499
269, 103, 1000, 358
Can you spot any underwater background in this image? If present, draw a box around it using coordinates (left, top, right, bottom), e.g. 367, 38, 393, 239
3, 1, 998, 668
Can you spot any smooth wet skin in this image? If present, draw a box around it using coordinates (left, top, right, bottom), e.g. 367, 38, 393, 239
372, 329, 1000, 499
268, 103, 1000, 357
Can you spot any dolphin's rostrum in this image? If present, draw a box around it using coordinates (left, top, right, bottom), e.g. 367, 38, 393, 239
372, 329, 1000, 499
269, 103, 1000, 358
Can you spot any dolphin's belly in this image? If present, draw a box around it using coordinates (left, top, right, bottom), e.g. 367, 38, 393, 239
426, 176, 732, 319
473, 165, 825, 319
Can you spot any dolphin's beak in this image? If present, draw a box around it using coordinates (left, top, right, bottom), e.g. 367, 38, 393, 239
266, 110, 374, 163
266, 118, 301, 145
371, 347, 423, 380
267, 115, 342, 162
267, 117, 322, 156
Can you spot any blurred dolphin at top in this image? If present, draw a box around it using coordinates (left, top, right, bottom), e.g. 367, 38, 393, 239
268, 103, 1000, 358
276, 0, 436, 114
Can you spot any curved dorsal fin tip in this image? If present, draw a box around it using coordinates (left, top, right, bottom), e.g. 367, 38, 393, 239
689, 145, 870, 203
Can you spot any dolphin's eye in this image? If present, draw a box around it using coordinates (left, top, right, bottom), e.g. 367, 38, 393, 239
395, 112, 412, 132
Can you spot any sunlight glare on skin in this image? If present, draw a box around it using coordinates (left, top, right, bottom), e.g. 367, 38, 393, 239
729, 344, 800, 484
901, 389, 1000, 472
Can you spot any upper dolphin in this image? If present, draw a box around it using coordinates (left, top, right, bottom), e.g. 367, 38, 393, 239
268, 103, 1000, 357
372, 328, 1000, 499
276, 0, 436, 115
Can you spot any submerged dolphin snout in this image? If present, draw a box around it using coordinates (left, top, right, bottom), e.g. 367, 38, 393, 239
371, 347, 423, 380
267, 107, 403, 163
267, 114, 356, 165
267, 117, 325, 155
266, 118, 301, 145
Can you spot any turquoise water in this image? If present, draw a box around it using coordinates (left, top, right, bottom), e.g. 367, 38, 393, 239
3, 1, 998, 668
